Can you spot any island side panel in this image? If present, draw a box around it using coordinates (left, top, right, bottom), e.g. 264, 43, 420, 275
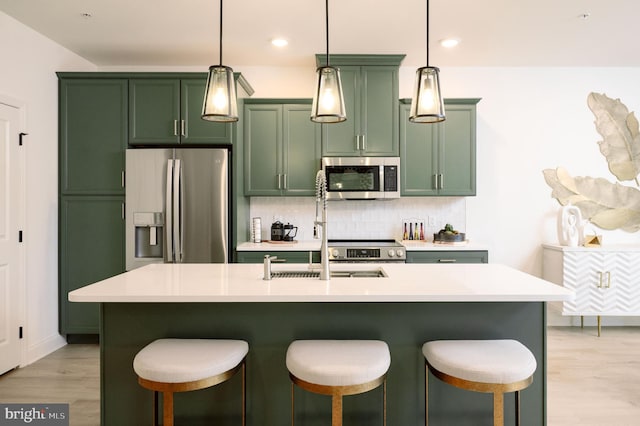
101, 302, 546, 426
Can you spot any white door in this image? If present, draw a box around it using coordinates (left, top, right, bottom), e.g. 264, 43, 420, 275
0, 102, 22, 374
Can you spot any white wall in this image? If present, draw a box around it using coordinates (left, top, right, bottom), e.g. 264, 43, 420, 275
0, 11, 97, 364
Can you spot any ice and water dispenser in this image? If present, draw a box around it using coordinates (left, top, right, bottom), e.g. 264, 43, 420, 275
133, 212, 163, 259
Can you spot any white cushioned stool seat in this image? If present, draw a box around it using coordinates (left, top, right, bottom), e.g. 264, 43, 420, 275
133, 338, 248, 426
134, 338, 249, 383
422, 339, 536, 384
286, 340, 390, 386
422, 339, 537, 426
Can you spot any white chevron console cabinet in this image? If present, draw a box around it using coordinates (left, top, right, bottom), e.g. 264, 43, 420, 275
542, 244, 640, 336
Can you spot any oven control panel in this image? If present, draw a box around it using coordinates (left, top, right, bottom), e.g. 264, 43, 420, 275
328, 241, 406, 262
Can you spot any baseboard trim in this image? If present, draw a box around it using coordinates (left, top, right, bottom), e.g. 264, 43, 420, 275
25, 334, 67, 366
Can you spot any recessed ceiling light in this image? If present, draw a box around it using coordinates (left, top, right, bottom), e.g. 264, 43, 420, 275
440, 38, 460, 48
271, 38, 289, 48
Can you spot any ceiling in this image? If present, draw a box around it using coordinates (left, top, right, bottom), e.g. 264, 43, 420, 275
1, 0, 638, 68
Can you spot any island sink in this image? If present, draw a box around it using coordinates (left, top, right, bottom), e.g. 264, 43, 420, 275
270, 268, 388, 279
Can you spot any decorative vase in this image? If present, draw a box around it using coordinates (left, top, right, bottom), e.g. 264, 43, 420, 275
557, 205, 583, 247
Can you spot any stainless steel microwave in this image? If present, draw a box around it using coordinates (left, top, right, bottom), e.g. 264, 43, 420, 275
321, 157, 400, 200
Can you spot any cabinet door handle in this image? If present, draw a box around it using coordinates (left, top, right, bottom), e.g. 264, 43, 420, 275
355, 135, 360, 151
606, 271, 611, 288
277, 174, 282, 189
121, 171, 125, 188
432, 174, 438, 190
283, 174, 287, 190
361, 135, 366, 151
181, 119, 185, 136
438, 259, 457, 263
439, 174, 444, 189
121, 203, 125, 220
173, 120, 178, 136
597, 271, 603, 288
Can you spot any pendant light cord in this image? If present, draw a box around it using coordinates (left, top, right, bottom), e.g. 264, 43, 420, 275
426, 0, 430, 67
325, 0, 330, 67
219, 0, 223, 66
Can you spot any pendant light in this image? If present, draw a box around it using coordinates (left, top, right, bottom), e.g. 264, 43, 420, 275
409, 0, 445, 123
311, 0, 346, 123
202, 0, 238, 122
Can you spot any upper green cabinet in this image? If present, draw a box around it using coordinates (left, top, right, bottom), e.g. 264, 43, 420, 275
319, 55, 403, 157
59, 78, 127, 195
244, 100, 322, 196
129, 77, 232, 145
400, 98, 480, 196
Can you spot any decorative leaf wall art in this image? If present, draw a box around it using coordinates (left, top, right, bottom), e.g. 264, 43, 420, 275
543, 93, 640, 232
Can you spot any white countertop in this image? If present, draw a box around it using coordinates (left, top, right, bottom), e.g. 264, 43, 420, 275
68, 263, 572, 303
237, 240, 489, 251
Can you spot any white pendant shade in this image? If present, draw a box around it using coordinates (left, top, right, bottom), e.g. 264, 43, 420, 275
311, 66, 346, 123
202, 65, 238, 122
409, 66, 445, 123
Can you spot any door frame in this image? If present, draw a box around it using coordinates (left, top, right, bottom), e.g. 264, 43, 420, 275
0, 94, 27, 368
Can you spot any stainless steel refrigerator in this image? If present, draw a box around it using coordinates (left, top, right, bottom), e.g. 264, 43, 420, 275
125, 148, 229, 270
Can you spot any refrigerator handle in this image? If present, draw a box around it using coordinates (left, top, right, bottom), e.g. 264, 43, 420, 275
173, 159, 182, 262
165, 159, 174, 262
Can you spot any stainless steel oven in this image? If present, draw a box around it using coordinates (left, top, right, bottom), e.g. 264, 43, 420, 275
328, 239, 406, 263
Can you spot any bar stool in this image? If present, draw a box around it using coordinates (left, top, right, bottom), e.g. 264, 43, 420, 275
133, 338, 248, 426
286, 340, 390, 426
422, 339, 536, 426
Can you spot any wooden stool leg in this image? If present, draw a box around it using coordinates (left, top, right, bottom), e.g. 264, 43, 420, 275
332, 394, 343, 426
425, 363, 429, 426
515, 391, 521, 426
242, 361, 246, 426
493, 392, 504, 426
152, 391, 159, 426
163, 391, 174, 426
383, 378, 387, 426
291, 382, 295, 426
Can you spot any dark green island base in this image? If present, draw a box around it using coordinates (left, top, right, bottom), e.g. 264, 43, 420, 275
101, 301, 547, 426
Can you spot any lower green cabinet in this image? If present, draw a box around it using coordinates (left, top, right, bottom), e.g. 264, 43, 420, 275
236, 251, 320, 264
59, 196, 125, 335
406, 251, 488, 264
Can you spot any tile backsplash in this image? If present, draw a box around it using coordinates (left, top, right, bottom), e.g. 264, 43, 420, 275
249, 197, 466, 242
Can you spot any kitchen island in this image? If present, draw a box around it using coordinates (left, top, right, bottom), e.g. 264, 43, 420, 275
69, 263, 572, 426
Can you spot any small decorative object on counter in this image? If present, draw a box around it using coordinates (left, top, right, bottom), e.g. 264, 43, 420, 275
433, 223, 466, 243
583, 227, 602, 247
251, 217, 262, 243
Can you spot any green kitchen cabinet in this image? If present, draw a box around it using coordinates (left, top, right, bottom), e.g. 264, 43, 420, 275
58, 74, 130, 337
59, 78, 127, 195
319, 55, 403, 157
59, 196, 125, 335
400, 98, 480, 196
244, 100, 322, 196
236, 250, 321, 264
406, 250, 488, 264
129, 77, 232, 145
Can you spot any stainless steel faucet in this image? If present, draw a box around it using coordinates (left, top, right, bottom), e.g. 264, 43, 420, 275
314, 170, 330, 280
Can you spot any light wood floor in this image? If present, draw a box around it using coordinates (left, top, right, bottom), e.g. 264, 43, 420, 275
1, 327, 639, 425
